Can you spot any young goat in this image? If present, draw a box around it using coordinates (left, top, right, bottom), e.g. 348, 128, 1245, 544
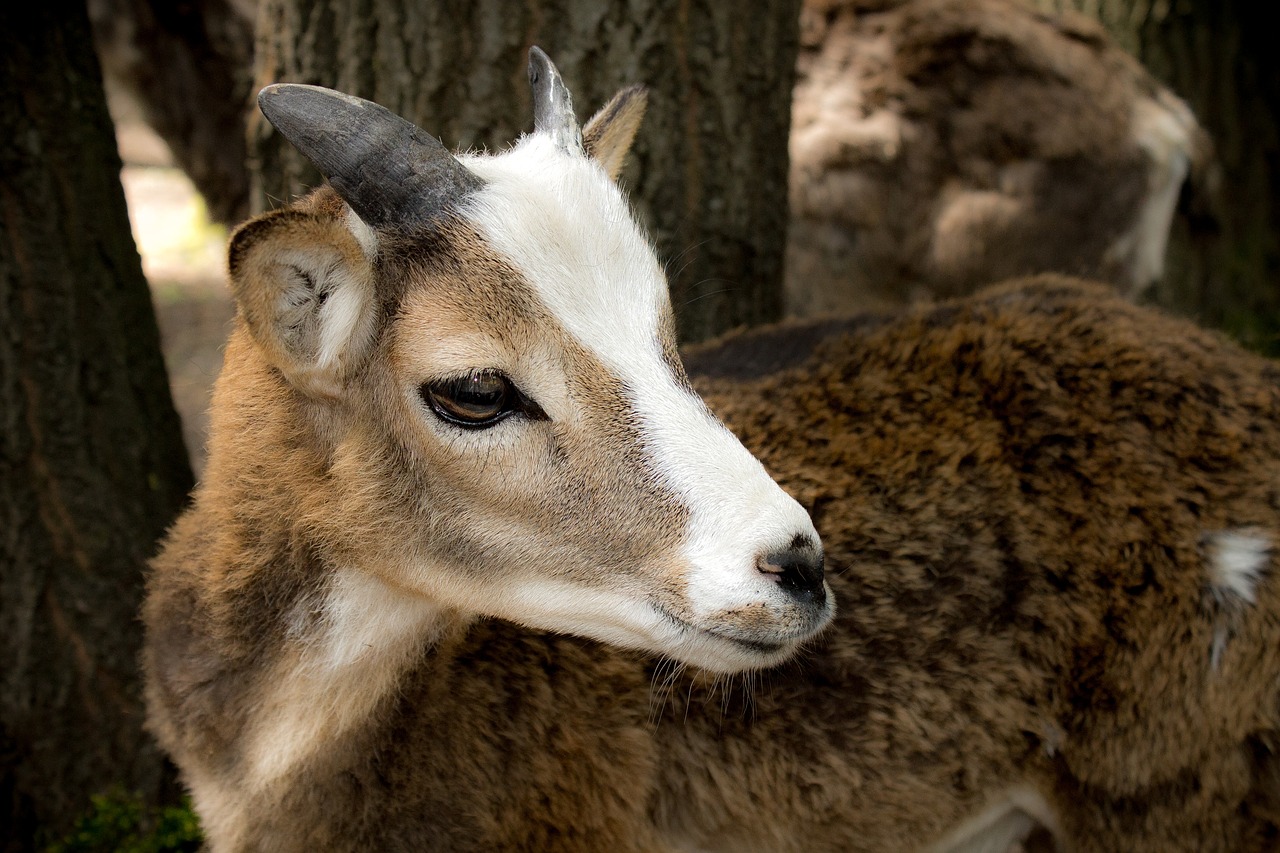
144, 49, 1280, 851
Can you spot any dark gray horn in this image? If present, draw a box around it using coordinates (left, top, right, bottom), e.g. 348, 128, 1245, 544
257, 84, 482, 228
528, 47, 582, 153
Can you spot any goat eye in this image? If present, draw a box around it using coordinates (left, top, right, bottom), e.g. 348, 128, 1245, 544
421, 370, 516, 428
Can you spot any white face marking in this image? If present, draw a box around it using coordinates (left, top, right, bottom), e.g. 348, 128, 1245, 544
458, 136, 828, 661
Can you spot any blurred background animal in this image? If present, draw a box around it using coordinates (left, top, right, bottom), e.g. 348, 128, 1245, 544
786, 0, 1214, 316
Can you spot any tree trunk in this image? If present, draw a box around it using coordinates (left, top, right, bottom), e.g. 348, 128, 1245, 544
1033, 0, 1280, 355
251, 0, 801, 343
0, 2, 194, 848
88, 0, 256, 225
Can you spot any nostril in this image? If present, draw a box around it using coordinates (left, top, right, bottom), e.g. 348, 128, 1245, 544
759, 545, 826, 605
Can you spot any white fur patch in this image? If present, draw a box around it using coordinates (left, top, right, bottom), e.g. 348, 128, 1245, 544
305, 207, 376, 377
1108, 92, 1197, 295
493, 578, 802, 674
1207, 530, 1270, 606
459, 137, 827, 659
926, 787, 1058, 853
1211, 622, 1230, 672
314, 264, 372, 374
1204, 529, 1270, 671
243, 570, 445, 787
182, 767, 245, 853
345, 206, 378, 256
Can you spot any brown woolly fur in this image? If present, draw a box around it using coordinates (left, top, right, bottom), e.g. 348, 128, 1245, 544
148, 266, 1280, 850
146, 69, 1279, 853
687, 278, 1280, 851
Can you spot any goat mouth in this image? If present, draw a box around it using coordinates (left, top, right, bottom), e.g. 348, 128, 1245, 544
714, 633, 788, 655
655, 608, 791, 656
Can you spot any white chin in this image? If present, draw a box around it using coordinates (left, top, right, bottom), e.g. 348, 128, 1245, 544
657, 617, 829, 674
646, 595, 836, 674
495, 581, 831, 674
679, 633, 801, 674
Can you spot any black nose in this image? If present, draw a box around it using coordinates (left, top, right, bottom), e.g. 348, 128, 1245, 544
759, 540, 826, 605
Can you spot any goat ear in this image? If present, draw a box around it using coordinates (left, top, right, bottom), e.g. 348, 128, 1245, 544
228, 208, 378, 398
582, 85, 647, 181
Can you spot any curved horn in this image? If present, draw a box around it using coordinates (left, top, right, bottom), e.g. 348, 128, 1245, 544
528, 47, 583, 153
257, 84, 482, 228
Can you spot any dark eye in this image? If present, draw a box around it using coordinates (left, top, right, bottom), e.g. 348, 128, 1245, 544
421, 370, 518, 428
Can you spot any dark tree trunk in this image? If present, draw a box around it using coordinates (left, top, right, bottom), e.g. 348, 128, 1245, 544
89, 0, 255, 224
251, 0, 801, 343
0, 2, 194, 849
1035, 0, 1280, 354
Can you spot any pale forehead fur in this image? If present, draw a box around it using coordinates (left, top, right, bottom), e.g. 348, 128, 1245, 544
458, 135, 672, 376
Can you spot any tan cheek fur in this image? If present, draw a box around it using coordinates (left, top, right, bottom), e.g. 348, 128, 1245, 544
147, 227, 694, 812
350, 231, 691, 600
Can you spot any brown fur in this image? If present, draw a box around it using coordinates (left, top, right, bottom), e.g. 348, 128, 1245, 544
145, 190, 703, 847
146, 78, 1277, 851
147, 265, 1280, 850
688, 278, 1280, 850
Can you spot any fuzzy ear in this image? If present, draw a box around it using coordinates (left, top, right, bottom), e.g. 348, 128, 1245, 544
228, 208, 378, 398
582, 85, 647, 181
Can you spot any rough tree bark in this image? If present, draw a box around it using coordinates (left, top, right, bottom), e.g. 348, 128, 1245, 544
1034, 0, 1280, 354
88, 0, 256, 225
0, 2, 194, 849
250, 0, 802, 343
